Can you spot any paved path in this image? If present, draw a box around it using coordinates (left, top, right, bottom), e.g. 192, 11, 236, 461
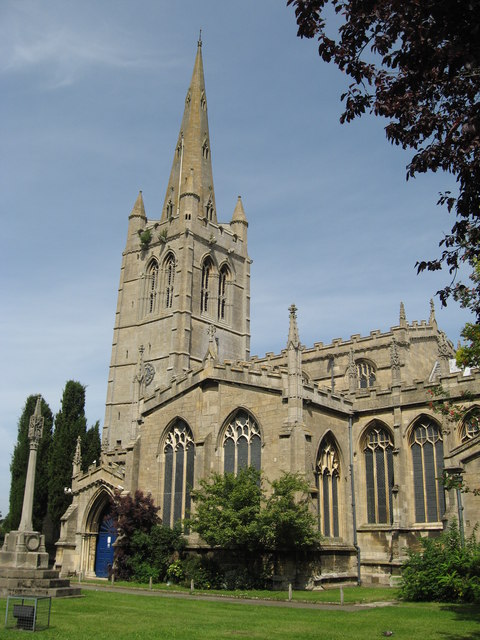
79, 583, 396, 612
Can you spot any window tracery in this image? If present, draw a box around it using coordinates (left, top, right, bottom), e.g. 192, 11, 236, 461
461, 408, 480, 442
316, 436, 340, 537
146, 259, 159, 315
163, 420, 195, 528
356, 360, 376, 388
223, 410, 261, 474
163, 254, 175, 309
201, 257, 213, 313
363, 425, 394, 524
218, 265, 229, 321
410, 418, 445, 522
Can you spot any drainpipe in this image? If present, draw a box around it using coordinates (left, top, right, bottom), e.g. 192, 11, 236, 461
348, 415, 361, 585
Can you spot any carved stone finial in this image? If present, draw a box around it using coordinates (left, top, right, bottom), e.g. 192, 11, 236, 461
73, 436, 82, 466
399, 301, 407, 327
429, 298, 436, 324
391, 336, 401, 383
204, 324, 218, 362
287, 304, 300, 349
28, 396, 44, 445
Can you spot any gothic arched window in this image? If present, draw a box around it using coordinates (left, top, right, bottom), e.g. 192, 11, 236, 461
223, 410, 261, 475
205, 197, 214, 221
316, 435, 340, 537
146, 259, 159, 315
218, 265, 229, 321
163, 420, 195, 528
356, 360, 376, 388
201, 257, 213, 313
363, 424, 394, 524
460, 408, 480, 442
163, 253, 175, 309
410, 417, 445, 523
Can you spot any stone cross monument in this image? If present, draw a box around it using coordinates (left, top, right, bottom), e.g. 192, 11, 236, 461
0, 396, 49, 569
0, 397, 81, 596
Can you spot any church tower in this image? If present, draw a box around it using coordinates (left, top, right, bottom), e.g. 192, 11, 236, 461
102, 38, 251, 449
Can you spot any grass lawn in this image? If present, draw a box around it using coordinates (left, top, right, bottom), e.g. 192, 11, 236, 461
79, 579, 399, 604
1, 590, 478, 640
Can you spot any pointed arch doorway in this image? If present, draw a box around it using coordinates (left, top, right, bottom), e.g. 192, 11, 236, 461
94, 507, 117, 577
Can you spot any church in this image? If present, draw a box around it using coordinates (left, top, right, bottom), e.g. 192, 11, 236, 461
55, 39, 480, 586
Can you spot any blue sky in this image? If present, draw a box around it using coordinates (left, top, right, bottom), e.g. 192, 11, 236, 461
0, 0, 471, 518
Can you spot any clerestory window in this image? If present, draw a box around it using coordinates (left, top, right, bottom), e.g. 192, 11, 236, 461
356, 360, 376, 388
461, 408, 480, 442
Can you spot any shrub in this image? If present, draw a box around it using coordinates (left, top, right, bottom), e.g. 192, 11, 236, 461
400, 522, 480, 603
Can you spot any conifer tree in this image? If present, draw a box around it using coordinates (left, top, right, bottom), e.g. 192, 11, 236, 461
81, 421, 102, 473
6, 395, 53, 532
48, 381, 88, 536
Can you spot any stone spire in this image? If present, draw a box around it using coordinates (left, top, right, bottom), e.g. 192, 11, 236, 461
129, 190, 146, 221
231, 196, 248, 241
161, 37, 216, 224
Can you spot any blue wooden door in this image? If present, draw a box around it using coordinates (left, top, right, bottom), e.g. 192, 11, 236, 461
95, 514, 117, 577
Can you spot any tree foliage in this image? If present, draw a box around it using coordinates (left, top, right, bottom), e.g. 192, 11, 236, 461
189, 467, 263, 552
287, 0, 480, 321
110, 489, 160, 580
81, 421, 101, 473
6, 395, 53, 532
261, 473, 319, 551
400, 522, 480, 603
48, 381, 88, 535
188, 467, 320, 553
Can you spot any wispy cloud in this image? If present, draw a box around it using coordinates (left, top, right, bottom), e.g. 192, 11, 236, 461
0, 3, 160, 87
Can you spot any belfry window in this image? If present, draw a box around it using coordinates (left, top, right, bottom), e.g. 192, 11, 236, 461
202, 140, 209, 160
146, 260, 159, 315
410, 417, 445, 523
363, 424, 394, 524
201, 258, 213, 313
223, 410, 261, 474
316, 435, 340, 537
163, 254, 175, 309
218, 265, 229, 321
205, 197, 214, 221
356, 360, 376, 388
461, 408, 480, 442
163, 420, 195, 528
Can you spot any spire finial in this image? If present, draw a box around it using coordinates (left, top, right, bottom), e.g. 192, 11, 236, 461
198, 29, 202, 47
287, 304, 300, 348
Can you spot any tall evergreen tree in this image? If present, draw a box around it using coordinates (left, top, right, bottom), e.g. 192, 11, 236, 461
81, 421, 102, 473
48, 381, 88, 536
6, 395, 53, 532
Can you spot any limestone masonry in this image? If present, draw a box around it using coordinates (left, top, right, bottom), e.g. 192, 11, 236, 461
55, 39, 480, 586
